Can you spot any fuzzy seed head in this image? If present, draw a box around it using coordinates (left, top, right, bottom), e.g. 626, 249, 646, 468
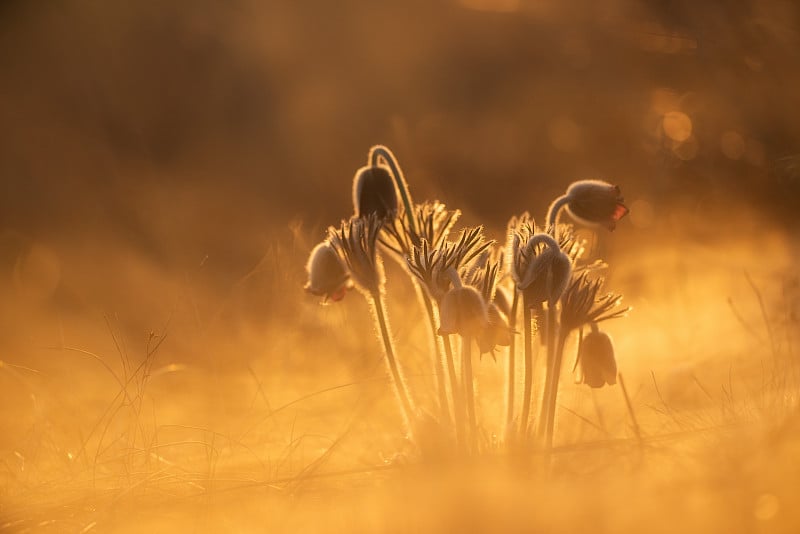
577, 330, 617, 388
353, 165, 398, 220
565, 180, 629, 231
438, 285, 488, 337
304, 241, 350, 302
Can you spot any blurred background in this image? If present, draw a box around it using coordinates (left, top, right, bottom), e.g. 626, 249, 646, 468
1, 1, 799, 530
3, 0, 800, 422
2, 0, 799, 363
2, 0, 800, 411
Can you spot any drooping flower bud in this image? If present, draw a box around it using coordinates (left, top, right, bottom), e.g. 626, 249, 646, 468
577, 330, 617, 388
352, 164, 398, 220
477, 301, 513, 355
520, 244, 572, 306
564, 180, 629, 231
304, 241, 350, 302
438, 285, 488, 337
508, 225, 572, 307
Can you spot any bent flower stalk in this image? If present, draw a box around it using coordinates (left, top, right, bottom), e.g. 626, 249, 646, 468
303, 145, 630, 459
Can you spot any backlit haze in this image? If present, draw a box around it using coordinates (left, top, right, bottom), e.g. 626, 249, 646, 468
1, 1, 799, 531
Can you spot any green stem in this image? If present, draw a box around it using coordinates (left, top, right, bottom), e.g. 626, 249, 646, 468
520, 301, 533, 443
443, 335, 466, 453
369, 145, 418, 237
462, 335, 478, 453
371, 292, 415, 435
506, 288, 519, 431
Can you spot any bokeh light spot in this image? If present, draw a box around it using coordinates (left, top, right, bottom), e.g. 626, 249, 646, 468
650, 88, 680, 115
672, 135, 698, 160
662, 111, 693, 142
743, 55, 763, 72
720, 130, 745, 160
754, 493, 780, 521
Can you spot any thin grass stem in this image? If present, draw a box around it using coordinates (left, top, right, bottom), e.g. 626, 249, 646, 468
619, 372, 643, 449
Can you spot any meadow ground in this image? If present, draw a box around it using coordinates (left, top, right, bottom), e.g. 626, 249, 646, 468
1, 205, 798, 533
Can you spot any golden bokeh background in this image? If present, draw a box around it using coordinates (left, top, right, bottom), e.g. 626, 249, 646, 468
1, 0, 799, 531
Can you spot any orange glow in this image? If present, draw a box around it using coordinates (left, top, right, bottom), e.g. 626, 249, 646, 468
720, 130, 746, 160
662, 111, 693, 142
458, 0, 521, 13
1, 1, 799, 532
547, 116, 583, 153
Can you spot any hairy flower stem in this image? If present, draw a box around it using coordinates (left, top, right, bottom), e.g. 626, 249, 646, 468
383, 250, 451, 429
505, 289, 519, 434
546, 195, 568, 238
370, 292, 415, 437
443, 335, 467, 453
419, 288, 452, 427
462, 336, 478, 453
542, 327, 568, 450
520, 301, 534, 444
369, 145, 418, 237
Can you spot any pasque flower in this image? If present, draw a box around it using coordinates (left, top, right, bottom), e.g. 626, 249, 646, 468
327, 215, 384, 296
477, 301, 513, 355
438, 285, 488, 337
547, 180, 629, 232
407, 226, 491, 303
304, 144, 634, 455
304, 241, 350, 302
576, 329, 617, 388
352, 164, 398, 220
509, 226, 572, 306
560, 271, 628, 332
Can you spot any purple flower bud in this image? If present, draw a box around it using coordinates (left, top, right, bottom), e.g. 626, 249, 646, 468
352, 165, 398, 220
577, 330, 617, 388
304, 241, 349, 302
564, 180, 629, 231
